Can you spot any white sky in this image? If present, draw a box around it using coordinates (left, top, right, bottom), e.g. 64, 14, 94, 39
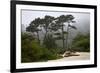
21, 10, 90, 29
21, 9, 90, 48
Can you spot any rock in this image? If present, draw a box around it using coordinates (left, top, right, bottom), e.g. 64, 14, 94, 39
62, 51, 80, 57
62, 51, 71, 57
70, 52, 80, 56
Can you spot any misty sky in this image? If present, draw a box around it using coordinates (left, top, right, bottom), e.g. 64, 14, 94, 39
21, 10, 90, 47
21, 10, 90, 34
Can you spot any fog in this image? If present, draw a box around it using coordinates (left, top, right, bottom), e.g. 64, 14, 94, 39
21, 10, 90, 47
22, 10, 90, 34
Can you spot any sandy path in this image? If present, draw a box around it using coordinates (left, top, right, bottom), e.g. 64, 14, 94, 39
48, 52, 90, 62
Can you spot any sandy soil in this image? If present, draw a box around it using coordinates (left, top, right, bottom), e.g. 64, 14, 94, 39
48, 52, 90, 62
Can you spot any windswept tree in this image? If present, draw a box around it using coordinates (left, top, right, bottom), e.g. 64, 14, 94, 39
26, 18, 42, 43
65, 15, 76, 50
26, 15, 76, 52
54, 15, 76, 49
39, 15, 56, 47
41, 15, 55, 37
26, 15, 55, 46
54, 15, 68, 49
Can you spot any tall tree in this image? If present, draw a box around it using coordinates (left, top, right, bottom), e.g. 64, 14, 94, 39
26, 18, 42, 44
54, 15, 76, 50
65, 15, 76, 50
40, 15, 56, 47
55, 15, 73, 49
41, 15, 55, 37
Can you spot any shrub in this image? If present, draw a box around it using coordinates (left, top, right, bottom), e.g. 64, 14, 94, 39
21, 33, 60, 63
72, 33, 90, 52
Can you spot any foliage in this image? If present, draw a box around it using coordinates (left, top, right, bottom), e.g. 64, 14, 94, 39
43, 34, 57, 49
72, 33, 90, 52
26, 14, 76, 50
21, 33, 60, 63
22, 14, 79, 63
26, 18, 42, 43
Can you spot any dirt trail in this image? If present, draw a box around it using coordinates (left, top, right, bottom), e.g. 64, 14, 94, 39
48, 52, 90, 62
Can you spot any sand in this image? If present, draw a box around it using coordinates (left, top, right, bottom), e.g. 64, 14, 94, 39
48, 52, 90, 62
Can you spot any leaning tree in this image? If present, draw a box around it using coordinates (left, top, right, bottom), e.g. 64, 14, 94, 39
41, 15, 55, 38
54, 15, 75, 49
26, 17, 42, 44
61, 15, 77, 57
47, 15, 77, 50
51, 15, 77, 57
26, 14, 77, 53
65, 15, 77, 51
54, 15, 68, 49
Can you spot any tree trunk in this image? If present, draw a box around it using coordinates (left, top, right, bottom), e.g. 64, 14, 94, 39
37, 31, 40, 44
66, 23, 70, 51
62, 24, 65, 49
45, 29, 48, 37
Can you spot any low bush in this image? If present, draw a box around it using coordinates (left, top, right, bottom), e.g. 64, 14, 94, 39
72, 33, 90, 52
21, 33, 60, 63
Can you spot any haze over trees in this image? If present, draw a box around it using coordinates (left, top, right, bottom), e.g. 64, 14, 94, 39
21, 13, 90, 62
